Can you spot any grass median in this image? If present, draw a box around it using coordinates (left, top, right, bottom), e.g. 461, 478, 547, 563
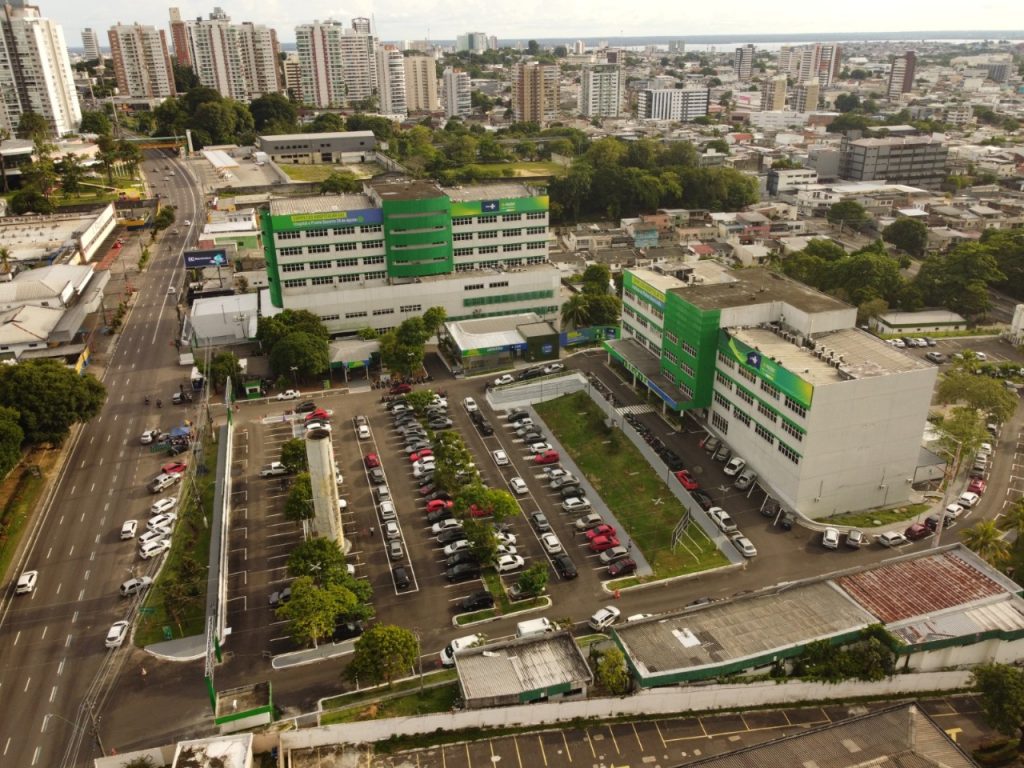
535, 392, 727, 580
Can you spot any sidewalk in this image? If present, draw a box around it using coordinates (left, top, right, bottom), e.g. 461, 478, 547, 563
271, 640, 357, 670
145, 634, 206, 662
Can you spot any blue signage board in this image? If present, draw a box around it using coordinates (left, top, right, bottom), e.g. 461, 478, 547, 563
184, 249, 229, 268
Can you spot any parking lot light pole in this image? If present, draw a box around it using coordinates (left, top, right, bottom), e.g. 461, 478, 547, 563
290, 366, 299, 390
933, 433, 964, 548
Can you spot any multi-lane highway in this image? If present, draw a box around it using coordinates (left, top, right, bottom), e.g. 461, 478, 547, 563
0, 150, 202, 768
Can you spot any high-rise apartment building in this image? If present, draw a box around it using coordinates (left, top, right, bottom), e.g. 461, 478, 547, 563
791, 78, 819, 113
734, 44, 754, 81
887, 51, 916, 101
295, 18, 377, 108
784, 43, 841, 87
762, 74, 787, 111
281, 53, 302, 101
455, 32, 489, 53
0, 1, 80, 136
442, 67, 471, 118
636, 88, 709, 122
182, 8, 281, 101
260, 179, 560, 335
168, 7, 189, 66
839, 134, 948, 189
512, 61, 559, 125
376, 45, 406, 116
80, 27, 100, 61
578, 64, 623, 118
404, 54, 438, 112
108, 23, 176, 99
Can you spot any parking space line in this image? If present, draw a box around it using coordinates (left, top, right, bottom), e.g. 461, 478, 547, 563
465, 742, 472, 768
537, 735, 547, 766
654, 720, 667, 748
607, 725, 619, 754
561, 731, 572, 763
630, 722, 643, 751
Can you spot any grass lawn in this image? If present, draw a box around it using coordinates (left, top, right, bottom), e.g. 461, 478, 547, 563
278, 162, 383, 182
467, 161, 566, 177
321, 668, 459, 712
535, 392, 728, 580
0, 464, 48, 583
321, 682, 460, 724
135, 439, 218, 646
824, 503, 930, 528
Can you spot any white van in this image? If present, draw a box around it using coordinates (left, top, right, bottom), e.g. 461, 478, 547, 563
515, 617, 555, 639
439, 634, 483, 666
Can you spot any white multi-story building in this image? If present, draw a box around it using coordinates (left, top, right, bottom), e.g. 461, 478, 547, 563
442, 67, 471, 118
404, 54, 438, 112
376, 46, 406, 116
107, 23, 176, 99
0, 1, 80, 136
455, 32, 489, 54
261, 180, 560, 336
636, 88, 709, 122
610, 265, 937, 518
80, 27, 100, 61
295, 18, 377, 108
782, 43, 842, 87
578, 64, 623, 118
183, 8, 281, 101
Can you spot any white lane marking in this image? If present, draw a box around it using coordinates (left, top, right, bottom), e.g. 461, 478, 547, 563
13, 631, 19, 646
65, 634, 72, 647
98, 458, 103, 466
55, 583, 61, 596
94, 535, 100, 544
68, 545, 74, 556
103, 502, 110, 512
58, 516, 64, 526
31, 746, 40, 765
45, 547, 51, 559
3, 737, 10, 755
79, 460, 86, 469
90, 551, 95, 561
89, 436, 94, 445
48, 686, 57, 703
89, 483, 95, 493
40, 626, 47, 640
83, 570, 90, 581
57, 658, 65, 676
77, 589, 84, 601
80, 513, 85, 522
23, 677, 31, 692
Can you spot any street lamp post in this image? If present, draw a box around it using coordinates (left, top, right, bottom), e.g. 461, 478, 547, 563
289, 366, 299, 390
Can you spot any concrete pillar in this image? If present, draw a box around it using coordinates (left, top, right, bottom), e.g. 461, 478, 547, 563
305, 428, 343, 547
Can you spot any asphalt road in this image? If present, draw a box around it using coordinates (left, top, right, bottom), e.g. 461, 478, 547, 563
0, 151, 202, 768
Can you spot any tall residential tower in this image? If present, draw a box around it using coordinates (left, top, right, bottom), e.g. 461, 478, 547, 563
108, 23, 176, 99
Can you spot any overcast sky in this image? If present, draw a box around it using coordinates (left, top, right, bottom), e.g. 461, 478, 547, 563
50, 0, 1020, 47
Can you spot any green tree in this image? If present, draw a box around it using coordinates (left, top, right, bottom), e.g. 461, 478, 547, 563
972, 663, 1024, 738
308, 113, 346, 133
154, 206, 176, 232
0, 126, 10, 193
57, 153, 86, 196
934, 406, 989, 475
22, 139, 57, 199
961, 520, 1010, 567
422, 306, 447, 336
276, 576, 359, 647
584, 294, 623, 326
937, 370, 1018, 424
288, 537, 351, 586
404, 389, 437, 415
0, 406, 25, 477
280, 438, 308, 473
9, 188, 54, 215
596, 647, 631, 694
350, 624, 420, 685
283, 472, 314, 521
78, 110, 111, 135
826, 112, 875, 133
121, 756, 157, 768
882, 218, 928, 257
561, 294, 591, 330
204, 351, 242, 393
17, 111, 49, 142
833, 93, 861, 113
96, 134, 119, 184
115, 140, 142, 175
826, 200, 869, 232
269, 332, 329, 380
318, 171, 361, 194
249, 92, 298, 132
0, 360, 106, 445
915, 242, 1004, 318
257, 309, 329, 354
581, 263, 612, 295
982, 230, 1024, 300
515, 562, 549, 598
172, 62, 200, 91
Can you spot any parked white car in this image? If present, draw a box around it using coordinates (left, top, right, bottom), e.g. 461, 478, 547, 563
708, 506, 737, 533
509, 477, 528, 495
822, 527, 840, 550
958, 491, 981, 508
276, 389, 301, 400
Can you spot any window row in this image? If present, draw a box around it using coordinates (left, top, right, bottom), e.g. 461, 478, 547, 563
282, 272, 385, 288
280, 256, 384, 271
463, 289, 555, 307
277, 224, 381, 241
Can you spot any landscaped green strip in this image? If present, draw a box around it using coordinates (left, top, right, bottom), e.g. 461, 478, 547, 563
320, 682, 461, 724
135, 439, 218, 646
824, 503, 930, 528
0, 468, 46, 584
321, 668, 459, 711
535, 392, 728, 580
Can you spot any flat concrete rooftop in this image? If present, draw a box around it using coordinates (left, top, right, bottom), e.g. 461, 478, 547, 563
673, 268, 849, 313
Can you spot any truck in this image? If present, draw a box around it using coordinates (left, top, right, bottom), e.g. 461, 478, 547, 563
259, 461, 290, 478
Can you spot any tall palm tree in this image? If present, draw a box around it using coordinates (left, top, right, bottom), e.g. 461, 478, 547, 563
561, 294, 590, 331
961, 520, 1010, 567
0, 127, 10, 193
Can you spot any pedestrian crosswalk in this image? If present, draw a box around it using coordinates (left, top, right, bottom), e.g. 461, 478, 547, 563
616, 404, 656, 415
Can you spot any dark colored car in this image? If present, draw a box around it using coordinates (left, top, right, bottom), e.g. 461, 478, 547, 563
392, 566, 411, 590
559, 485, 584, 500
446, 563, 481, 583
390, 382, 412, 394
531, 511, 551, 531
607, 558, 637, 578
436, 528, 466, 546
691, 489, 714, 511
166, 443, 188, 456
369, 467, 386, 484
426, 508, 451, 525
332, 620, 364, 642
445, 551, 480, 568
295, 401, 317, 413
521, 431, 544, 444
428, 418, 453, 430
418, 483, 437, 496
552, 553, 578, 579
507, 408, 529, 423
477, 420, 494, 436
425, 490, 452, 502
469, 410, 485, 425
905, 522, 930, 541
459, 590, 494, 611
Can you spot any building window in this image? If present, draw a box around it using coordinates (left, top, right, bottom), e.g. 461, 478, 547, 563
502, 243, 523, 252
478, 230, 498, 240
754, 423, 775, 445
400, 304, 422, 313
335, 242, 358, 252
311, 276, 333, 286
502, 229, 522, 237
757, 401, 778, 423
527, 241, 547, 250
715, 371, 733, 389
526, 255, 546, 264
453, 232, 473, 241
320, 314, 339, 321
526, 226, 546, 235
332, 226, 355, 236
526, 211, 547, 220
464, 283, 484, 291
711, 411, 729, 433
681, 341, 697, 357
305, 228, 328, 238
501, 213, 522, 222
364, 270, 386, 280
733, 406, 751, 427
372, 307, 395, 316
281, 263, 305, 273
478, 245, 499, 254
678, 382, 694, 401
778, 442, 801, 464
665, 330, 678, 345
717, 351, 735, 369
478, 214, 498, 223
452, 216, 472, 227
339, 273, 360, 283
278, 231, 301, 241
283, 278, 307, 288
736, 365, 756, 384
664, 350, 679, 365
713, 391, 731, 409
362, 240, 385, 249
760, 379, 781, 400
336, 257, 358, 267
310, 260, 331, 269
781, 419, 804, 442
488, 281, 509, 288
784, 396, 807, 419
680, 362, 695, 378
735, 387, 754, 406
307, 244, 330, 254
279, 247, 302, 256
345, 310, 367, 318
360, 224, 382, 233
454, 248, 473, 257
362, 255, 385, 265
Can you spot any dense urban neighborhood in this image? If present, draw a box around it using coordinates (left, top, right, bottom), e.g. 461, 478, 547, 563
3, 2, 1024, 767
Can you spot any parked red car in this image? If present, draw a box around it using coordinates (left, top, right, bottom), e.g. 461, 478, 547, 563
364, 453, 380, 468
589, 535, 621, 552
968, 478, 988, 495
533, 449, 559, 465
409, 449, 434, 462
425, 499, 454, 513
161, 462, 187, 474
304, 408, 329, 422
469, 503, 492, 518
674, 469, 699, 491
586, 524, 617, 540
607, 558, 637, 578
390, 383, 412, 394
904, 522, 930, 541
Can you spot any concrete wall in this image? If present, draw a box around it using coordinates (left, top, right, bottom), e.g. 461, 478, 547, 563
282, 671, 970, 750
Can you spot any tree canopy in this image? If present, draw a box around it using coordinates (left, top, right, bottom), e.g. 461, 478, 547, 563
972, 663, 1024, 738
0, 361, 106, 445
349, 624, 420, 685
275, 575, 365, 647
283, 473, 314, 521
882, 218, 928, 258
280, 438, 308, 473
